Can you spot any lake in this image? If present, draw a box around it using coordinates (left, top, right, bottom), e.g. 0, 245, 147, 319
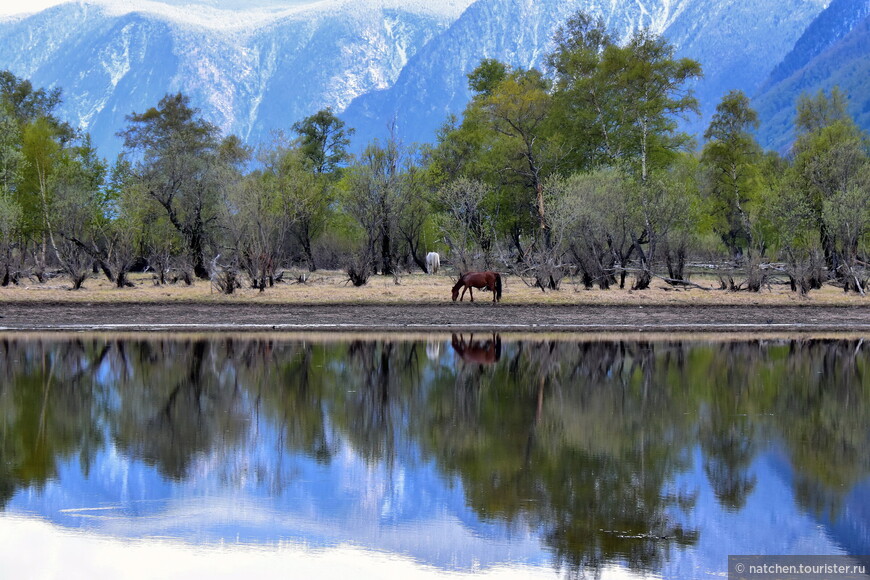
1, 333, 868, 578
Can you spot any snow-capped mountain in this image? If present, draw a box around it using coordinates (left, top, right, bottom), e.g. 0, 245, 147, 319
342, 0, 679, 147
0, 0, 839, 156
0, 0, 459, 156
343, 0, 829, 148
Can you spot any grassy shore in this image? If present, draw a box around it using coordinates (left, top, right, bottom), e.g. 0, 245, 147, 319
0, 269, 866, 306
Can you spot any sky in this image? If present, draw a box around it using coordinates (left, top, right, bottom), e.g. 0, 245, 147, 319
0, 0, 66, 16
0, 0, 327, 17
0, 0, 474, 18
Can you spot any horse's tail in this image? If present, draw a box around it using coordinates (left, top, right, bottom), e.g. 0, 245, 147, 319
494, 273, 502, 301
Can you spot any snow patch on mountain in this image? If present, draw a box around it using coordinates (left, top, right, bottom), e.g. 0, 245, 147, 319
48, 0, 474, 30
0, 0, 839, 156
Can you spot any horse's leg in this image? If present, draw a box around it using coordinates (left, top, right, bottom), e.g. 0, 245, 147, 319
469, 287, 474, 302
460, 286, 468, 301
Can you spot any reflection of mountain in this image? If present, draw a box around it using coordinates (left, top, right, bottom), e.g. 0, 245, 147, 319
825, 481, 870, 555
752, 449, 870, 556
32, 431, 547, 570
1, 335, 869, 576
661, 448, 849, 579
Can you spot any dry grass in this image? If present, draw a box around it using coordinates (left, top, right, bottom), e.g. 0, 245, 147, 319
0, 269, 866, 306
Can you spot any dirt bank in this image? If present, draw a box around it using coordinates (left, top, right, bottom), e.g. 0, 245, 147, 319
3, 301, 870, 333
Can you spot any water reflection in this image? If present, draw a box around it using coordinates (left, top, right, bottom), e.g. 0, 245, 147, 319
0, 334, 868, 577
451, 333, 502, 364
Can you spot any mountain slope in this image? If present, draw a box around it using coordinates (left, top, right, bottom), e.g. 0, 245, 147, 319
754, 10, 870, 151
761, 0, 870, 92
664, 0, 828, 137
0, 1, 453, 157
0, 0, 834, 156
341, 0, 827, 148
341, 0, 693, 147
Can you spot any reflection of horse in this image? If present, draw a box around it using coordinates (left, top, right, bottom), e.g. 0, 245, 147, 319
451, 271, 502, 302
426, 251, 440, 274
451, 333, 502, 365
426, 338, 442, 362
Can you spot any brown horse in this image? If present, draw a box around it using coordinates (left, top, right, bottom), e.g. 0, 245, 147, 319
451, 333, 502, 365
451, 271, 502, 302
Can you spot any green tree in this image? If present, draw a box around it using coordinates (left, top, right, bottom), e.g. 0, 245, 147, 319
561, 168, 636, 289
0, 71, 76, 276
436, 177, 494, 271
292, 107, 354, 176
0, 103, 24, 284
393, 148, 435, 273
119, 93, 245, 279
0, 71, 67, 130
547, 16, 702, 180
482, 68, 557, 246
546, 12, 614, 172
52, 137, 108, 289
0, 102, 24, 195
702, 90, 763, 260
601, 30, 702, 181
449, 61, 561, 261
263, 137, 336, 272
788, 87, 870, 290
545, 16, 702, 289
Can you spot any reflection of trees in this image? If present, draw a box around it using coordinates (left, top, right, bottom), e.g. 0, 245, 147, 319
423, 339, 699, 575
108, 339, 249, 480
678, 338, 870, 518
700, 416, 757, 511
329, 340, 427, 466
0, 334, 868, 574
770, 339, 870, 518
416, 337, 870, 575
0, 338, 104, 507
245, 340, 335, 465
695, 342, 761, 511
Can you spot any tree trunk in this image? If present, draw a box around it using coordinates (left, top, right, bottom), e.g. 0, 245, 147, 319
511, 228, 525, 263
381, 229, 393, 276
299, 222, 317, 272
632, 233, 652, 290
190, 231, 209, 279
69, 272, 88, 290
666, 245, 687, 282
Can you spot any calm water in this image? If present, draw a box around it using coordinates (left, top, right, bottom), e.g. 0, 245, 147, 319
1, 333, 869, 578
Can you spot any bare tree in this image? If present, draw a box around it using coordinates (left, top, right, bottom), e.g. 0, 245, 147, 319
437, 177, 494, 272
344, 129, 404, 276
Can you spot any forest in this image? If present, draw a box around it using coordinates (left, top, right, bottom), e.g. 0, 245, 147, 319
1, 11, 868, 296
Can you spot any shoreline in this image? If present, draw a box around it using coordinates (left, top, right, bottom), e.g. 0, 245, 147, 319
3, 302, 870, 333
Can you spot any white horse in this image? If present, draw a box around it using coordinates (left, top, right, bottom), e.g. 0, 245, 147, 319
426, 252, 440, 274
